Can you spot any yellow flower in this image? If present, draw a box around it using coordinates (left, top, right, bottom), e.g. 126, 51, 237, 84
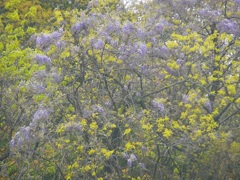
90, 122, 98, 130
84, 165, 91, 172
166, 41, 179, 49
124, 128, 132, 135
77, 145, 84, 152
101, 148, 114, 159
88, 149, 95, 155
125, 142, 135, 151
227, 85, 236, 95
163, 129, 173, 138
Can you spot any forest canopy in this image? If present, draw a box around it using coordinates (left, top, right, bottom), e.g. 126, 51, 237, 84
0, 0, 240, 179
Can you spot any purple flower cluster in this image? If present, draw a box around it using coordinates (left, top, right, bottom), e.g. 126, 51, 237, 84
52, 72, 61, 83
205, 101, 212, 113
92, 105, 105, 115
51, 31, 62, 39
55, 41, 65, 50
93, 39, 105, 49
20, 126, 31, 141
217, 19, 239, 35
233, 0, 240, 6
71, 21, 88, 35
137, 28, 145, 39
152, 46, 170, 59
122, 22, 135, 34
36, 34, 52, 49
152, 23, 164, 35
10, 127, 31, 149
36, 31, 62, 50
182, 94, 189, 103
135, 43, 147, 55
127, 153, 137, 169
35, 54, 51, 65
32, 107, 49, 124
109, 39, 118, 48
104, 22, 121, 34
139, 64, 151, 75
32, 83, 45, 94
198, 8, 222, 21
176, 59, 185, 65
152, 100, 165, 113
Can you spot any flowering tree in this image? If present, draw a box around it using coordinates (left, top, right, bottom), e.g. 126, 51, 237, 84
0, 0, 90, 176
2, 0, 240, 179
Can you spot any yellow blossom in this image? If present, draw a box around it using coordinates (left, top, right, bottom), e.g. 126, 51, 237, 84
125, 142, 135, 151
88, 149, 95, 155
90, 121, 98, 130
163, 129, 173, 138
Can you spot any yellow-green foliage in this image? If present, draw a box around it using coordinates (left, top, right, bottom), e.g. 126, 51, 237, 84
1, 0, 240, 179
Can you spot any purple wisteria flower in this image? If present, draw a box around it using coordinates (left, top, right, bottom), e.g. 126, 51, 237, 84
36, 34, 52, 49
122, 22, 135, 34
127, 159, 132, 169
150, 37, 157, 44
109, 39, 118, 47
233, 0, 240, 6
176, 59, 185, 65
131, 153, 137, 162
104, 22, 121, 34
10, 139, 15, 148
33, 107, 49, 123
152, 46, 170, 59
35, 54, 51, 65
205, 101, 212, 113
32, 83, 45, 94
182, 94, 189, 103
92, 105, 105, 115
137, 28, 145, 39
17, 138, 22, 148
152, 23, 164, 34
127, 153, 138, 169
159, 46, 170, 59
139, 64, 150, 75
179, 53, 185, 59
94, 39, 105, 49
52, 72, 61, 83
152, 100, 165, 113
71, 21, 88, 35
198, 8, 222, 21
139, 162, 147, 170
20, 126, 31, 141
217, 19, 239, 35
136, 43, 147, 55
36, 30, 63, 50
51, 31, 62, 40
55, 41, 65, 50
